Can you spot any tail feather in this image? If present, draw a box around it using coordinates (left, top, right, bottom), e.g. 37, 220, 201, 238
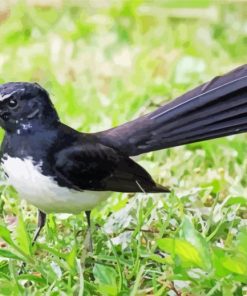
151, 91, 247, 138
99, 64, 247, 156
155, 118, 247, 148
152, 94, 247, 144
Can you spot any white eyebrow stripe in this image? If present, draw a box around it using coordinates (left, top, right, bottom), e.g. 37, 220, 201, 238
0, 93, 14, 101
0, 88, 25, 102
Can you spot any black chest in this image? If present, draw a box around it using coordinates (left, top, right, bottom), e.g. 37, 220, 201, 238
1, 129, 59, 176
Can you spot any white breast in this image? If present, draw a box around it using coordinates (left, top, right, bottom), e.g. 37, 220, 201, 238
1, 155, 109, 214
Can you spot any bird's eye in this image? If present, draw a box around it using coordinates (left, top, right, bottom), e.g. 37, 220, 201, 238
8, 98, 17, 108
2, 112, 10, 121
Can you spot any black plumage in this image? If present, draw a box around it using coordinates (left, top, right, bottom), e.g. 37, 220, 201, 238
101, 64, 247, 155
0, 64, 247, 251
1, 65, 247, 197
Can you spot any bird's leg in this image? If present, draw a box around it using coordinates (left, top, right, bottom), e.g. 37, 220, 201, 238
32, 210, 46, 245
85, 210, 93, 252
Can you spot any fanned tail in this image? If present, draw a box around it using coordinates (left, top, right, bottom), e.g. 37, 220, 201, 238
99, 64, 247, 156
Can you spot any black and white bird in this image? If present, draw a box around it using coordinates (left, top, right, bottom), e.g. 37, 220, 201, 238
0, 64, 247, 250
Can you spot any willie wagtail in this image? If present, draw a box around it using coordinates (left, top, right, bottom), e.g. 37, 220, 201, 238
0, 64, 247, 250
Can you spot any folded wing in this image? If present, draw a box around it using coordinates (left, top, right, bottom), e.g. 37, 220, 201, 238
53, 142, 168, 193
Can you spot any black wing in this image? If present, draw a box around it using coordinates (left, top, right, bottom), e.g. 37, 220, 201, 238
53, 142, 168, 193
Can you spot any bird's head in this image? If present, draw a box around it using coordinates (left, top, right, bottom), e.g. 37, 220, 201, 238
0, 82, 59, 133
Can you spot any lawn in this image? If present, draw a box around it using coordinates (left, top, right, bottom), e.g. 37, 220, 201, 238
0, 1, 247, 295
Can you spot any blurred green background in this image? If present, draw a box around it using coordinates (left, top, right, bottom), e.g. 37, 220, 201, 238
0, 1, 247, 295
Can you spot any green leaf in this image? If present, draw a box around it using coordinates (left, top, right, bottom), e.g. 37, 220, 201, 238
0, 224, 32, 263
15, 211, 31, 256
212, 247, 231, 278
236, 229, 247, 257
180, 216, 212, 269
225, 196, 247, 207
17, 274, 46, 284
66, 244, 77, 270
222, 257, 247, 276
0, 249, 22, 260
93, 264, 118, 296
0, 225, 14, 246
157, 238, 204, 268
211, 246, 247, 282
0, 272, 10, 280
37, 243, 67, 259
149, 253, 169, 264
0, 279, 19, 296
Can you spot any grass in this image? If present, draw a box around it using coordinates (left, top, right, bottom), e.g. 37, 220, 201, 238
0, 1, 247, 295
